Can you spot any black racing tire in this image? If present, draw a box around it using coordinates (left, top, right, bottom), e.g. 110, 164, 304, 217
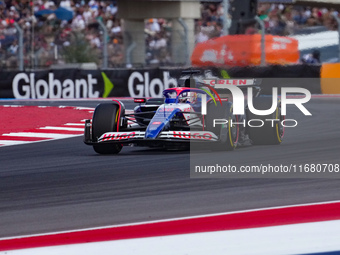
246, 97, 284, 145
92, 103, 123, 154
205, 101, 238, 151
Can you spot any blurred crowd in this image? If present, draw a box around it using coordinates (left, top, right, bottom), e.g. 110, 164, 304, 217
0, 0, 123, 68
258, 3, 339, 35
145, 18, 172, 66
0, 0, 338, 69
196, 2, 339, 40
195, 3, 224, 43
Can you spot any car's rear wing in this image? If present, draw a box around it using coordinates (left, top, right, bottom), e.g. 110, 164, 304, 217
200, 78, 262, 98
180, 70, 202, 76
202, 79, 262, 88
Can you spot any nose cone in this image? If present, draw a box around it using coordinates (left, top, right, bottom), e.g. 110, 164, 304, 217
145, 106, 180, 139
145, 121, 166, 139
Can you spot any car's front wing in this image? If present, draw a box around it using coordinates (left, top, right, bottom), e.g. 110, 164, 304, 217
84, 129, 219, 146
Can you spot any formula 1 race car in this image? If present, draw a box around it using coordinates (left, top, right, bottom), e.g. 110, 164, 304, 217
84, 70, 284, 154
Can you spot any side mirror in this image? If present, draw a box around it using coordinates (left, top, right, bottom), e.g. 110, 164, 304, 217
134, 98, 146, 103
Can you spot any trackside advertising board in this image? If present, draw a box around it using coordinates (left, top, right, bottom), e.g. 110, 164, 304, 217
0, 69, 176, 99
0, 65, 321, 99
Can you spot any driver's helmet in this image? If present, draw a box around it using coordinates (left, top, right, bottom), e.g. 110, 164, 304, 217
179, 92, 198, 104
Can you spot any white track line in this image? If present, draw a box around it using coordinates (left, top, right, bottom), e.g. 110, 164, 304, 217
0, 140, 30, 145
1, 199, 340, 241
75, 107, 96, 111
39, 126, 84, 132
2, 133, 77, 139
64, 123, 85, 126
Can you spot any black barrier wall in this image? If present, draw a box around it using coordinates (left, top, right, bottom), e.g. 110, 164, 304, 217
0, 65, 321, 99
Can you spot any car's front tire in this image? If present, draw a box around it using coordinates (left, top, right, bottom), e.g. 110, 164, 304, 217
92, 103, 123, 154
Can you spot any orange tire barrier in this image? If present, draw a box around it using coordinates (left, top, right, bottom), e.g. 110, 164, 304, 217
191, 34, 299, 67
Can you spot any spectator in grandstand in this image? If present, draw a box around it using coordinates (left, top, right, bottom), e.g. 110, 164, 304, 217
146, 18, 161, 34
108, 37, 123, 65
72, 14, 86, 31
7, 39, 18, 54
195, 28, 209, 43
110, 20, 121, 34
197, 2, 225, 41
301, 50, 321, 64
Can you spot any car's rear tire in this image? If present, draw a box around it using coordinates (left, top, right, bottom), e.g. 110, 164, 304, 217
205, 101, 238, 151
92, 103, 123, 154
246, 97, 284, 145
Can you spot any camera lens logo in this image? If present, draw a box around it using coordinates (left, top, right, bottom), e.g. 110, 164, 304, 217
199, 79, 311, 117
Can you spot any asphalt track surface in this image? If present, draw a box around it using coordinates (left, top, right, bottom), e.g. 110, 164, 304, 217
0, 98, 340, 238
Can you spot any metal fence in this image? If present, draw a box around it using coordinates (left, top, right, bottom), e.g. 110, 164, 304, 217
0, 21, 189, 70
2, 17, 339, 70
1, 21, 121, 70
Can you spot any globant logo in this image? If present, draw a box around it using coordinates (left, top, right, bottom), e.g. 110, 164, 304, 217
12, 73, 100, 99
128, 71, 177, 98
